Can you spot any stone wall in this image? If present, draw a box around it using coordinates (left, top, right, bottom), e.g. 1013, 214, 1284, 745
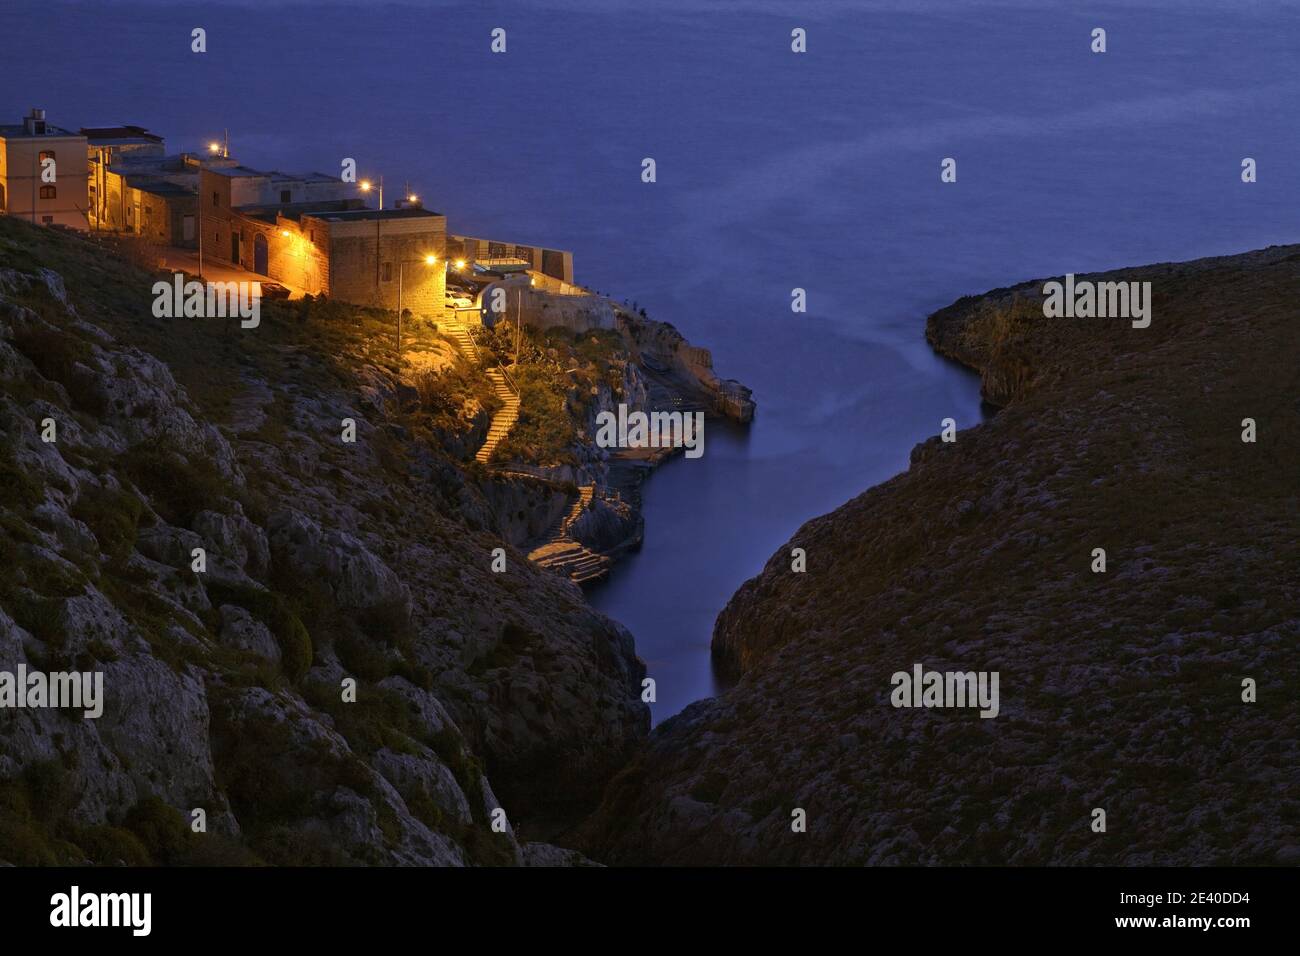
480, 279, 613, 334
317, 215, 447, 314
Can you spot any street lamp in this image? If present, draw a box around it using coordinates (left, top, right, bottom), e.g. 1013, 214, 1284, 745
197, 130, 229, 278
359, 175, 383, 210
359, 174, 385, 293
395, 255, 438, 357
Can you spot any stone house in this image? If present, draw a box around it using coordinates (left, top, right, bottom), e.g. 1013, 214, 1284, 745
0, 108, 88, 228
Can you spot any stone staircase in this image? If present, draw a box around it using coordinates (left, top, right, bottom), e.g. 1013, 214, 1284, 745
444, 319, 605, 581
476, 368, 520, 464
443, 323, 481, 364
527, 485, 610, 585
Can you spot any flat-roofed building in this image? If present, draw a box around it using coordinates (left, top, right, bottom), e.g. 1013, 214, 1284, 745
0, 108, 88, 228
83, 125, 166, 232
302, 206, 448, 313
449, 233, 574, 284
197, 167, 446, 311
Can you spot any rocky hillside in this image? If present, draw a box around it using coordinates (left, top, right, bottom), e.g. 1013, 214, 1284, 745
0, 218, 648, 865
582, 245, 1299, 865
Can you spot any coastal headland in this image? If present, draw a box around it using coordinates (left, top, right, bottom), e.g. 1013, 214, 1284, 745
580, 244, 1299, 866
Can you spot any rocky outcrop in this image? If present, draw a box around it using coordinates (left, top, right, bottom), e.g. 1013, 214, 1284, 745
0, 220, 648, 865
618, 310, 756, 423
583, 244, 1300, 866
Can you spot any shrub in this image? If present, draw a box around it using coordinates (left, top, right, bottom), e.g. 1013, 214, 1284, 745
70, 484, 142, 561
122, 445, 233, 527
0, 439, 44, 511
74, 825, 152, 866
122, 796, 190, 863
206, 582, 313, 681
7, 325, 107, 415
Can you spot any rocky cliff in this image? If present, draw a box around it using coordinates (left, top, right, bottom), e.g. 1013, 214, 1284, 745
583, 245, 1300, 865
0, 219, 648, 865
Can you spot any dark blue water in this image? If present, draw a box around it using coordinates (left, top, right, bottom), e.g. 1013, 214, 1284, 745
7, 0, 1299, 722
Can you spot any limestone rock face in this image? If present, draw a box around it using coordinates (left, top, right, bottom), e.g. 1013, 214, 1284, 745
584, 245, 1300, 866
0, 228, 647, 867
618, 309, 756, 422
218, 605, 281, 664
267, 509, 411, 613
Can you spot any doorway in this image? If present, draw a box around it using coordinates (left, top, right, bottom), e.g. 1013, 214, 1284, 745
253, 234, 268, 275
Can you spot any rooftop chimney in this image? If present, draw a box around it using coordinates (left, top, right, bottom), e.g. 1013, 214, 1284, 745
24, 108, 47, 135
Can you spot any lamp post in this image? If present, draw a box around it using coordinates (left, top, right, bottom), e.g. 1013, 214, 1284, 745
395, 254, 438, 357
197, 134, 229, 280
360, 174, 383, 211
359, 175, 384, 296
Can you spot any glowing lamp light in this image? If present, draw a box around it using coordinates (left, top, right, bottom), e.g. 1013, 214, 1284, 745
453, 259, 466, 271
359, 180, 372, 192
208, 142, 221, 154
424, 254, 437, 265
408, 194, 418, 203
280, 230, 291, 238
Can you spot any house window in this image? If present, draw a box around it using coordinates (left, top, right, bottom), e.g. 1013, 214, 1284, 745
182, 215, 195, 241
381, 262, 393, 282
42, 215, 53, 224
212, 191, 220, 207
39, 185, 56, 199
280, 189, 291, 203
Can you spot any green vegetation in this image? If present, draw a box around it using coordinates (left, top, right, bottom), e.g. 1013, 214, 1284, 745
120, 444, 234, 528
0, 760, 255, 866
472, 323, 631, 466
70, 483, 143, 561
206, 581, 313, 682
